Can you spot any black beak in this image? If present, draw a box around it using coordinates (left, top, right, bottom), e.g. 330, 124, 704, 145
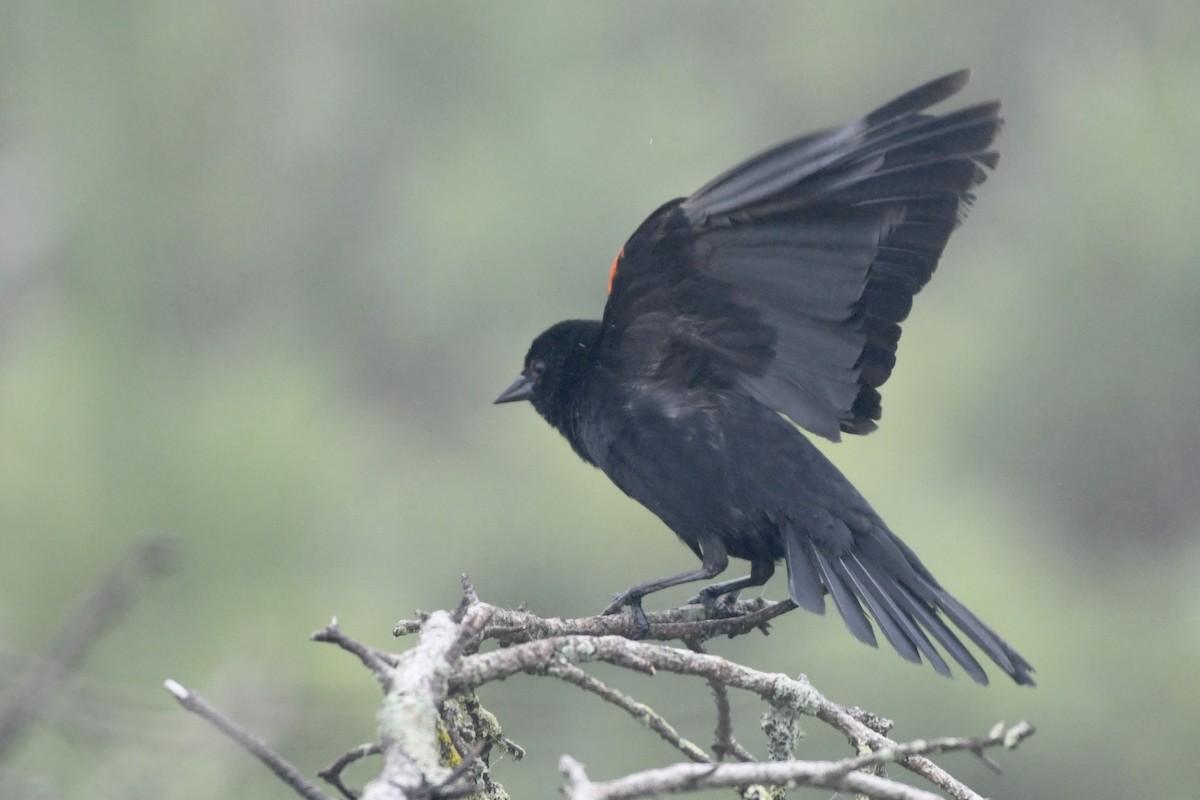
494, 373, 535, 404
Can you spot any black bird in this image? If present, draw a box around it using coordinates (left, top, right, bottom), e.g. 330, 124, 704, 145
495, 71, 1034, 686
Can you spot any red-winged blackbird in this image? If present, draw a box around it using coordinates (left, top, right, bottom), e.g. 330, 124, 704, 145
495, 71, 1034, 686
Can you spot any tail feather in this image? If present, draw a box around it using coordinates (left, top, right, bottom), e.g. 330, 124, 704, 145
808, 541, 876, 647
781, 515, 1035, 686
884, 579, 991, 685
782, 525, 827, 613
936, 591, 1036, 684
840, 555, 924, 666
845, 553, 953, 677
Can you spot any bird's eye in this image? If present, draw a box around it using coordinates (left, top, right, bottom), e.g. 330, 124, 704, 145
530, 359, 547, 378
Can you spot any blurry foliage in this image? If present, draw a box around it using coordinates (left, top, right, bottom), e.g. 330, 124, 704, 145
0, 1, 1197, 799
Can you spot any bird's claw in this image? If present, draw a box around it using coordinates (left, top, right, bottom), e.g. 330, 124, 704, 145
602, 591, 631, 616
602, 591, 650, 637
687, 588, 741, 606
690, 589, 743, 619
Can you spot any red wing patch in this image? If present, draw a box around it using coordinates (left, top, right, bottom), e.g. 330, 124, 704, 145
607, 246, 625, 294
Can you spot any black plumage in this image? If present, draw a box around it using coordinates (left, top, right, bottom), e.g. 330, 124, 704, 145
495, 71, 1034, 686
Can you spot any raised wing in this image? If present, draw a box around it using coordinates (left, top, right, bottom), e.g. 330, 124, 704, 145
598, 70, 1000, 440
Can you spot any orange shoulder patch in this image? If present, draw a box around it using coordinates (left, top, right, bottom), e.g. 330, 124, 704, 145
607, 246, 624, 294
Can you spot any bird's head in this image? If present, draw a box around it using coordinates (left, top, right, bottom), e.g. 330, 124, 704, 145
494, 319, 603, 424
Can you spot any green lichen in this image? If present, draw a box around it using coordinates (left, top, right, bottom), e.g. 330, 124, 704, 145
377, 691, 453, 785
767, 674, 820, 715
555, 640, 598, 664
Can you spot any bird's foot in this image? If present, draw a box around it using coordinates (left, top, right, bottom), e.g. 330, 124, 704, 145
602, 591, 651, 637
690, 588, 744, 619
601, 590, 630, 616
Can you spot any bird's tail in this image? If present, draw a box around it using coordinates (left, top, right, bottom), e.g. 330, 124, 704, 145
783, 517, 1034, 686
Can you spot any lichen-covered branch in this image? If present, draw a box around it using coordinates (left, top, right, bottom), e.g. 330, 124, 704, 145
167, 578, 1035, 800
559, 753, 944, 800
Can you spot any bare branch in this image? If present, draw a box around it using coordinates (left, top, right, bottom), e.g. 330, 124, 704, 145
559, 754, 944, 800
170, 588, 1034, 800
452, 634, 780, 694
813, 698, 983, 800
0, 537, 176, 763
447, 607, 1028, 800
547, 663, 711, 763
685, 639, 750, 762
396, 597, 795, 645
312, 618, 398, 688
163, 679, 334, 800
318, 741, 383, 800
834, 721, 1035, 776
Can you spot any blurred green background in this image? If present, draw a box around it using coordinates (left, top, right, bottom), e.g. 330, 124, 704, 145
1, 2, 1197, 798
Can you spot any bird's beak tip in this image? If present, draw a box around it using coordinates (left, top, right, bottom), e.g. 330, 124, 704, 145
494, 374, 534, 404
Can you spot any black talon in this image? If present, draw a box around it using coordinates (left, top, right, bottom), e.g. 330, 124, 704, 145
696, 589, 742, 619
601, 590, 652, 636
602, 588, 633, 616
689, 588, 743, 609
629, 600, 651, 637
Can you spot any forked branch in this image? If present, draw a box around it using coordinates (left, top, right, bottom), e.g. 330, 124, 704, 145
166, 578, 1034, 800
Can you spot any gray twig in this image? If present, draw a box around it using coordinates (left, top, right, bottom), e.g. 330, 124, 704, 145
318, 741, 384, 800
395, 597, 795, 645
548, 662, 711, 763
312, 618, 399, 688
559, 753, 942, 800
0, 537, 176, 763
685, 638, 752, 762
558, 721, 1037, 800
163, 679, 334, 800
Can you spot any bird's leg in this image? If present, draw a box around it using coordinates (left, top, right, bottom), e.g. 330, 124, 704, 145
688, 560, 776, 615
602, 549, 729, 635
602, 567, 718, 616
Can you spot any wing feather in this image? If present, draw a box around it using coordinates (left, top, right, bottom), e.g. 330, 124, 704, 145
598, 71, 1000, 438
